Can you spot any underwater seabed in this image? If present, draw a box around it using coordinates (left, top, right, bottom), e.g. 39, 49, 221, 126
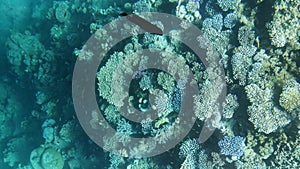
0, 0, 300, 168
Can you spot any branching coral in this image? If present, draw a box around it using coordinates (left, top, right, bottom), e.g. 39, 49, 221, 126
222, 94, 239, 119
218, 136, 245, 160
279, 79, 300, 112
157, 72, 175, 93
231, 45, 256, 86
179, 139, 200, 168
224, 12, 238, 29
217, 0, 241, 12
96, 51, 125, 105
175, 0, 202, 23
201, 14, 233, 68
179, 138, 213, 169
194, 79, 220, 121
245, 83, 290, 134
267, 0, 300, 49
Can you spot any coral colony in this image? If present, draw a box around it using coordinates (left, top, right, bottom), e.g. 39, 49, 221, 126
0, 0, 299, 168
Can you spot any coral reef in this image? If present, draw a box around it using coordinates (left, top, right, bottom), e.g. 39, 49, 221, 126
1, 0, 300, 168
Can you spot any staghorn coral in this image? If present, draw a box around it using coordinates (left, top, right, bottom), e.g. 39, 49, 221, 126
179, 138, 213, 169
271, 133, 300, 168
116, 119, 133, 136
179, 138, 200, 158
108, 153, 125, 169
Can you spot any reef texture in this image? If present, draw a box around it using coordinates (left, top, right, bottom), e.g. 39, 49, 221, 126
1, 0, 300, 169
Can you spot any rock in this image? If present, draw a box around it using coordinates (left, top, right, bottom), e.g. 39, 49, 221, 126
30, 146, 64, 169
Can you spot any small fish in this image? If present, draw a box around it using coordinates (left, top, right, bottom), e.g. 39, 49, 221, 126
255, 36, 260, 48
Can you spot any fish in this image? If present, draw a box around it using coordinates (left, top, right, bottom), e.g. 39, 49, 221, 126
120, 12, 163, 35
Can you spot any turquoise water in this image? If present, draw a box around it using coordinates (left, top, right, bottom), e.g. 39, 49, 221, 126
0, 0, 299, 168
